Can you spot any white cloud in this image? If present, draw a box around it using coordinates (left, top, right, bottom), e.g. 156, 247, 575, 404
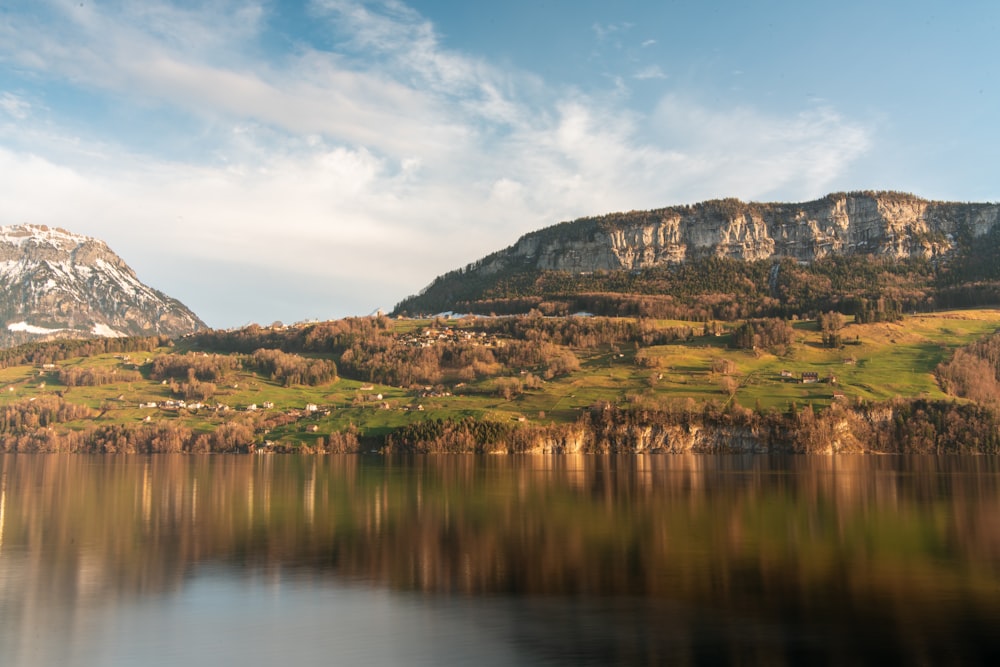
0, 93, 31, 120
0, 0, 872, 326
0, 3, 466, 161
648, 96, 871, 200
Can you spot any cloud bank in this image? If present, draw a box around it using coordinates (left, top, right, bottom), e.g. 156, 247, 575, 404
0, 0, 871, 326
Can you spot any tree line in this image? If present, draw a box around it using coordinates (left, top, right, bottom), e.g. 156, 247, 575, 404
148, 349, 338, 392
1, 390, 996, 454
395, 248, 1000, 321
0, 335, 173, 369
188, 318, 583, 387
58, 366, 144, 387
377, 398, 1000, 455
936, 330, 1000, 410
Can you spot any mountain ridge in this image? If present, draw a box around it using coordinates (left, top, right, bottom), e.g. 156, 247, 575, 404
394, 191, 1000, 316
0, 224, 204, 346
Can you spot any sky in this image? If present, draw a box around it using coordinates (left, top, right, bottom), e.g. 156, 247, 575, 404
0, 1, 997, 328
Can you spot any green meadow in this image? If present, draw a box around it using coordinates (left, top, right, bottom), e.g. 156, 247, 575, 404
1, 309, 998, 448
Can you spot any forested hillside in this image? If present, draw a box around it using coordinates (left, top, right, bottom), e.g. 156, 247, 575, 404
0, 310, 997, 454
394, 192, 1000, 317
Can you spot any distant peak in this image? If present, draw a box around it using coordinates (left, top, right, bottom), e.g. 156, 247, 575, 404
0, 223, 204, 346
0, 224, 99, 249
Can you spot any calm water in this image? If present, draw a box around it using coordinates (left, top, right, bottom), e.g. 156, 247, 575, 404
1, 454, 999, 666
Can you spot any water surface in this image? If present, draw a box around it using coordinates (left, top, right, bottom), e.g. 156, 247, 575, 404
1, 454, 999, 665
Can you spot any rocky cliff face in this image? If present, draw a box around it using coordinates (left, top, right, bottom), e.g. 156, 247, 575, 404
0, 225, 204, 346
475, 192, 1000, 275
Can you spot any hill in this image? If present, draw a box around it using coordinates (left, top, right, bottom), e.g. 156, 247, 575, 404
0, 224, 204, 346
393, 191, 1000, 318
0, 310, 998, 454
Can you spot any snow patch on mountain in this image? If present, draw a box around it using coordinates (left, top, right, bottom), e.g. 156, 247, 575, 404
91, 323, 125, 338
0, 224, 204, 346
7, 321, 69, 335
0, 225, 90, 249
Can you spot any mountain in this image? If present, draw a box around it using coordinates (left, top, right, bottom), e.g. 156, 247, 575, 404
0, 224, 204, 346
394, 191, 1000, 318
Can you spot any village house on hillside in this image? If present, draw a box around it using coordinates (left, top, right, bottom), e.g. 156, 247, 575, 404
398, 326, 509, 349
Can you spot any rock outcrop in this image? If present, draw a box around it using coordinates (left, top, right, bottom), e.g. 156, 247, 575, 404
0, 224, 204, 346
473, 192, 999, 275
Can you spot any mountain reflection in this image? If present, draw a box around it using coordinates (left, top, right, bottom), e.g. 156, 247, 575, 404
2, 454, 1000, 664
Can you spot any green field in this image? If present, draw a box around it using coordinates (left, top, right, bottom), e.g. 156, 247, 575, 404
1, 309, 998, 448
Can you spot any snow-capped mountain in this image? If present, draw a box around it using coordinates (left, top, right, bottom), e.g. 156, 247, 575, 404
0, 224, 204, 347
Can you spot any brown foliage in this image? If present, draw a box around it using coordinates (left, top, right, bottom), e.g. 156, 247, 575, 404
936, 331, 1000, 410
150, 353, 240, 383
58, 367, 143, 387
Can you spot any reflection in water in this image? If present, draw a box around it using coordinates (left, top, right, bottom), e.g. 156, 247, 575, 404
1, 454, 1000, 665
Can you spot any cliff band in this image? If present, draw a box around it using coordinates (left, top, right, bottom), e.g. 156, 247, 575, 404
476, 192, 1000, 275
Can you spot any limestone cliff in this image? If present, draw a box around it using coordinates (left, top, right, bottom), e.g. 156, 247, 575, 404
395, 191, 1000, 316
478, 192, 999, 274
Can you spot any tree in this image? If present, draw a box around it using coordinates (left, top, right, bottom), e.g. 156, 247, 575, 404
719, 376, 738, 398
818, 311, 847, 347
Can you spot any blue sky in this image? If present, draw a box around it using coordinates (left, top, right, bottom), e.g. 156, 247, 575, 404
0, 0, 997, 327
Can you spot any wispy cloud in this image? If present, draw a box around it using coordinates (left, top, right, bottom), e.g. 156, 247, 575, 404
0, 93, 31, 120
649, 96, 871, 199
0, 0, 872, 325
592, 22, 633, 41
633, 65, 667, 80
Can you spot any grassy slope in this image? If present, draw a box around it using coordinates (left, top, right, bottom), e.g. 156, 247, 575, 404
1, 309, 998, 448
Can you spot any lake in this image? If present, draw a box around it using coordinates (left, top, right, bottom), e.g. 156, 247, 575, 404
1, 454, 999, 665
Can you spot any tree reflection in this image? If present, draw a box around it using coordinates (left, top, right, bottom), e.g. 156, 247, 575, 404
2, 454, 999, 664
